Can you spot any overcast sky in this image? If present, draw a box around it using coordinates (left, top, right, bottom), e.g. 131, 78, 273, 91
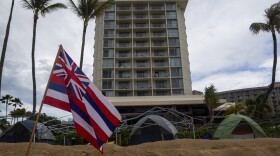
0, 0, 279, 118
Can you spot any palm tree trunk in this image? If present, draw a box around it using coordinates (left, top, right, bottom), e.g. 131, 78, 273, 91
80, 22, 88, 70
6, 101, 8, 119
31, 14, 38, 116
0, 0, 15, 96
261, 29, 277, 107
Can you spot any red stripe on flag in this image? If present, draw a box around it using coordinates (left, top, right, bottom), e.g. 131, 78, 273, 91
86, 88, 120, 126
50, 75, 66, 86
67, 91, 88, 114
74, 121, 101, 152
44, 96, 71, 112
89, 116, 110, 143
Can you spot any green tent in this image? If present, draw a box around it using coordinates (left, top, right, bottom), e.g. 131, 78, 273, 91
213, 114, 267, 139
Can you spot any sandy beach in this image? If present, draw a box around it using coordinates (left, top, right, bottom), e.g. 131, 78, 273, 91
0, 138, 280, 156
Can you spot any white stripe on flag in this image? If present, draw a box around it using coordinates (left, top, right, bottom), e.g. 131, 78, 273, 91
72, 110, 97, 139
88, 83, 122, 120
46, 89, 69, 103
83, 97, 112, 137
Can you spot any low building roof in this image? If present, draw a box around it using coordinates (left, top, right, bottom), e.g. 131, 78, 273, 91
108, 95, 226, 107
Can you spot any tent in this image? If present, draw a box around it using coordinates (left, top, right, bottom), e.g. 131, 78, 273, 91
0, 120, 56, 144
128, 115, 178, 145
213, 114, 267, 139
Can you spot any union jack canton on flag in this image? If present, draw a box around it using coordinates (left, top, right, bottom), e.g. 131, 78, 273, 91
43, 47, 121, 153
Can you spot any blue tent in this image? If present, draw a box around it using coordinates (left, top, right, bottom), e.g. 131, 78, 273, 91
0, 120, 56, 144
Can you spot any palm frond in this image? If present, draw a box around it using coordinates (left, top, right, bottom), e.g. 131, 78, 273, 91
249, 22, 270, 34
91, 0, 114, 18
41, 3, 67, 17
68, 0, 83, 18
20, 0, 34, 10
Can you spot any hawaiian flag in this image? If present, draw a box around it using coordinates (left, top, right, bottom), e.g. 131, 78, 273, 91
43, 47, 121, 153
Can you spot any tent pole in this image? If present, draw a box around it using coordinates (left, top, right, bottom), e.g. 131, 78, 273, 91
192, 118, 195, 139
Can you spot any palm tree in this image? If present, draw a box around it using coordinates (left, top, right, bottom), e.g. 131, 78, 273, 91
245, 95, 272, 119
0, 94, 13, 119
250, 2, 280, 106
68, 0, 113, 70
11, 98, 23, 110
204, 84, 219, 124
0, 0, 15, 97
20, 0, 67, 115
225, 103, 247, 115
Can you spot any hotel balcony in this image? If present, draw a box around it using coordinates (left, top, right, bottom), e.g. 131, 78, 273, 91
134, 42, 149, 47
134, 33, 148, 38
117, 63, 131, 68
153, 62, 169, 67
135, 73, 150, 78
134, 6, 148, 11
116, 6, 131, 11
117, 15, 132, 20
116, 33, 131, 38
134, 15, 149, 19
135, 85, 152, 90
135, 62, 150, 68
134, 23, 149, 29
117, 24, 131, 29
116, 43, 131, 48
116, 73, 131, 79
116, 52, 131, 58
150, 14, 165, 19
149, 5, 165, 10
151, 23, 166, 28
134, 52, 149, 57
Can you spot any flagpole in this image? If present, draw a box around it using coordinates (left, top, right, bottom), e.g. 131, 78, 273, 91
25, 45, 63, 156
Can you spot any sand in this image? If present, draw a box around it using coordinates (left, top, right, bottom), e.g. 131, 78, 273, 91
0, 138, 280, 156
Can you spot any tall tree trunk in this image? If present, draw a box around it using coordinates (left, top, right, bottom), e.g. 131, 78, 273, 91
261, 29, 277, 107
31, 14, 38, 116
6, 102, 8, 119
80, 22, 88, 70
0, 0, 15, 96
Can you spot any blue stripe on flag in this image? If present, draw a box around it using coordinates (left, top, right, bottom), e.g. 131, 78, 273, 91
49, 82, 67, 94
83, 93, 115, 132
97, 137, 103, 149
69, 99, 91, 126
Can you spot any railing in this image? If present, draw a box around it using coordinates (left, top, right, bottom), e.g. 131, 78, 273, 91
116, 43, 131, 48
117, 34, 131, 38
152, 33, 166, 37
134, 15, 148, 19
134, 6, 147, 10
151, 24, 165, 28
153, 62, 168, 67
135, 43, 149, 47
116, 74, 131, 78
135, 63, 149, 67
117, 15, 131, 20
150, 6, 164, 10
117, 6, 131, 11
134, 24, 148, 28
117, 63, 131, 68
135, 33, 147, 37
117, 24, 130, 28
135, 53, 149, 57
151, 15, 165, 19
135, 73, 150, 78
153, 42, 167, 46
153, 52, 167, 56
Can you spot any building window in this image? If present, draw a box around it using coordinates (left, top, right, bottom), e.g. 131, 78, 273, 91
104, 21, 115, 29
104, 30, 114, 38
103, 49, 114, 57
169, 38, 179, 46
169, 48, 180, 56
172, 78, 183, 88
168, 29, 179, 37
102, 80, 113, 89
170, 58, 181, 66
119, 81, 130, 89
166, 11, 177, 19
171, 68, 182, 77
103, 59, 114, 67
166, 2, 176, 10
173, 89, 184, 95
167, 20, 177, 28
102, 91, 114, 97
137, 91, 149, 96
155, 80, 168, 88
137, 81, 148, 89
118, 92, 130, 96
104, 39, 114, 47
105, 12, 115, 20
103, 69, 114, 78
